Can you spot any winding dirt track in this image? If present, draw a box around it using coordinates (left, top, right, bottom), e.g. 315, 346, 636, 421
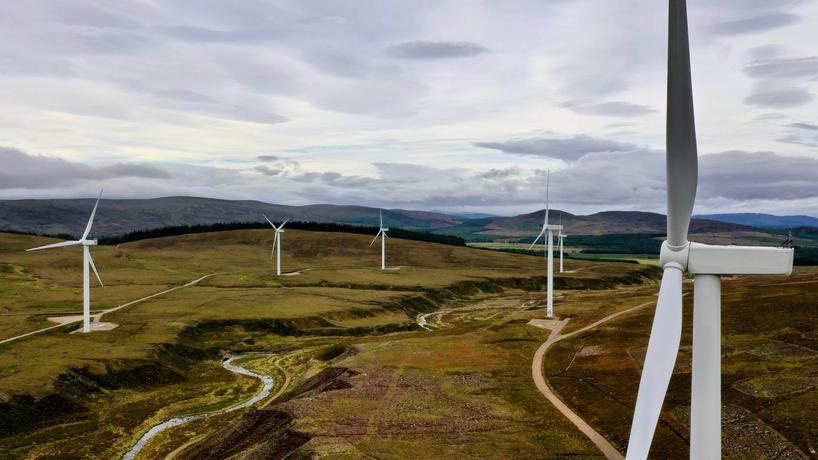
0, 273, 218, 346
531, 299, 662, 460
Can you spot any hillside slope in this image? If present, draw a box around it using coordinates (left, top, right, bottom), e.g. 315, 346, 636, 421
0, 197, 463, 237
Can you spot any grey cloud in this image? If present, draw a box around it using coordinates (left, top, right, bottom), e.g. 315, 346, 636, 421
747, 45, 786, 60
292, 171, 379, 189
710, 13, 800, 36
475, 167, 522, 180
604, 122, 635, 128
475, 135, 637, 161
778, 133, 818, 147
787, 122, 818, 131
562, 101, 656, 117
699, 151, 818, 200
745, 85, 814, 108
253, 165, 283, 176
386, 41, 490, 59
778, 123, 818, 147
745, 55, 818, 80
0, 147, 171, 189
303, 49, 369, 78
257, 155, 280, 162
51, 2, 139, 29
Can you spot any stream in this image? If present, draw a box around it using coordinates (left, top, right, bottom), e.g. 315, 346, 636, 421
122, 354, 274, 460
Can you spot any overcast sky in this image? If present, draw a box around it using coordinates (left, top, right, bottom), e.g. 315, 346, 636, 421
1, 0, 818, 216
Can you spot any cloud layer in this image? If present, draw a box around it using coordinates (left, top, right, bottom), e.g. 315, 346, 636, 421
0, 1, 817, 216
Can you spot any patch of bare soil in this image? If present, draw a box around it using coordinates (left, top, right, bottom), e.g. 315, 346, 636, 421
733, 374, 818, 399
577, 345, 607, 357
279, 366, 515, 438
748, 340, 818, 358
668, 405, 809, 459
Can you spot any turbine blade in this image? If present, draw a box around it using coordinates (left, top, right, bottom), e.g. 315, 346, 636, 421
81, 189, 103, 241
278, 219, 289, 230
545, 170, 550, 226
263, 214, 276, 228
26, 240, 82, 251
370, 231, 381, 247
626, 267, 684, 459
666, 0, 698, 247
88, 251, 103, 287
272, 231, 278, 259
528, 230, 545, 250
379, 209, 383, 229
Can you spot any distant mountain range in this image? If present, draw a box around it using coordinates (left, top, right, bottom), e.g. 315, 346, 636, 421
1, 196, 812, 242
433, 210, 755, 240
0, 197, 464, 237
694, 213, 818, 230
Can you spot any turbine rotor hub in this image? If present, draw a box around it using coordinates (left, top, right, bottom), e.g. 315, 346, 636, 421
659, 240, 690, 271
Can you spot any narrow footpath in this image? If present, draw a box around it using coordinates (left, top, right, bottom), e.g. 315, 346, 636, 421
531, 298, 665, 460
0, 273, 218, 346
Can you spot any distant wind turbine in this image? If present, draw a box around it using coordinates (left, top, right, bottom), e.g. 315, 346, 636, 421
263, 215, 288, 276
625, 1, 794, 458
528, 171, 562, 318
27, 190, 104, 334
370, 210, 389, 270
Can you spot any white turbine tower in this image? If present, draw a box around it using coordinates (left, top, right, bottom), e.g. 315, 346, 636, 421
626, 2, 794, 459
370, 210, 389, 270
27, 190, 104, 334
264, 215, 288, 276
528, 171, 562, 318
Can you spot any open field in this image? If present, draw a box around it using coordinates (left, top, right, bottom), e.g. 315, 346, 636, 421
0, 229, 816, 458
0, 229, 655, 458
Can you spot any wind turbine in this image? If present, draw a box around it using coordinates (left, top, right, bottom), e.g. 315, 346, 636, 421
263, 215, 288, 276
626, 2, 794, 458
370, 209, 389, 270
528, 171, 562, 318
27, 190, 104, 334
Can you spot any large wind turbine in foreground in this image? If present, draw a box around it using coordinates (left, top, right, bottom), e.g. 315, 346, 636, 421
370, 210, 389, 270
528, 171, 562, 318
27, 190, 105, 334
263, 215, 288, 276
626, 1, 794, 458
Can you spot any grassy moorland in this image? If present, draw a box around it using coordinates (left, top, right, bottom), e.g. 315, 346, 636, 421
0, 229, 656, 458
545, 267, 818, 458
2, 228, 814, 458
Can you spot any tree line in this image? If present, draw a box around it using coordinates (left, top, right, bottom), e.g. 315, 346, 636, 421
96, 221, 466, 247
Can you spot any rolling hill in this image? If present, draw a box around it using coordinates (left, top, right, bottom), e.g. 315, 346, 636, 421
433, 209, 756, 240
0, 197, 463, 237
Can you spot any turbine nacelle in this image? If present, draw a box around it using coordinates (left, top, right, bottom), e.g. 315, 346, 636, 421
660, 241, 793, 276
